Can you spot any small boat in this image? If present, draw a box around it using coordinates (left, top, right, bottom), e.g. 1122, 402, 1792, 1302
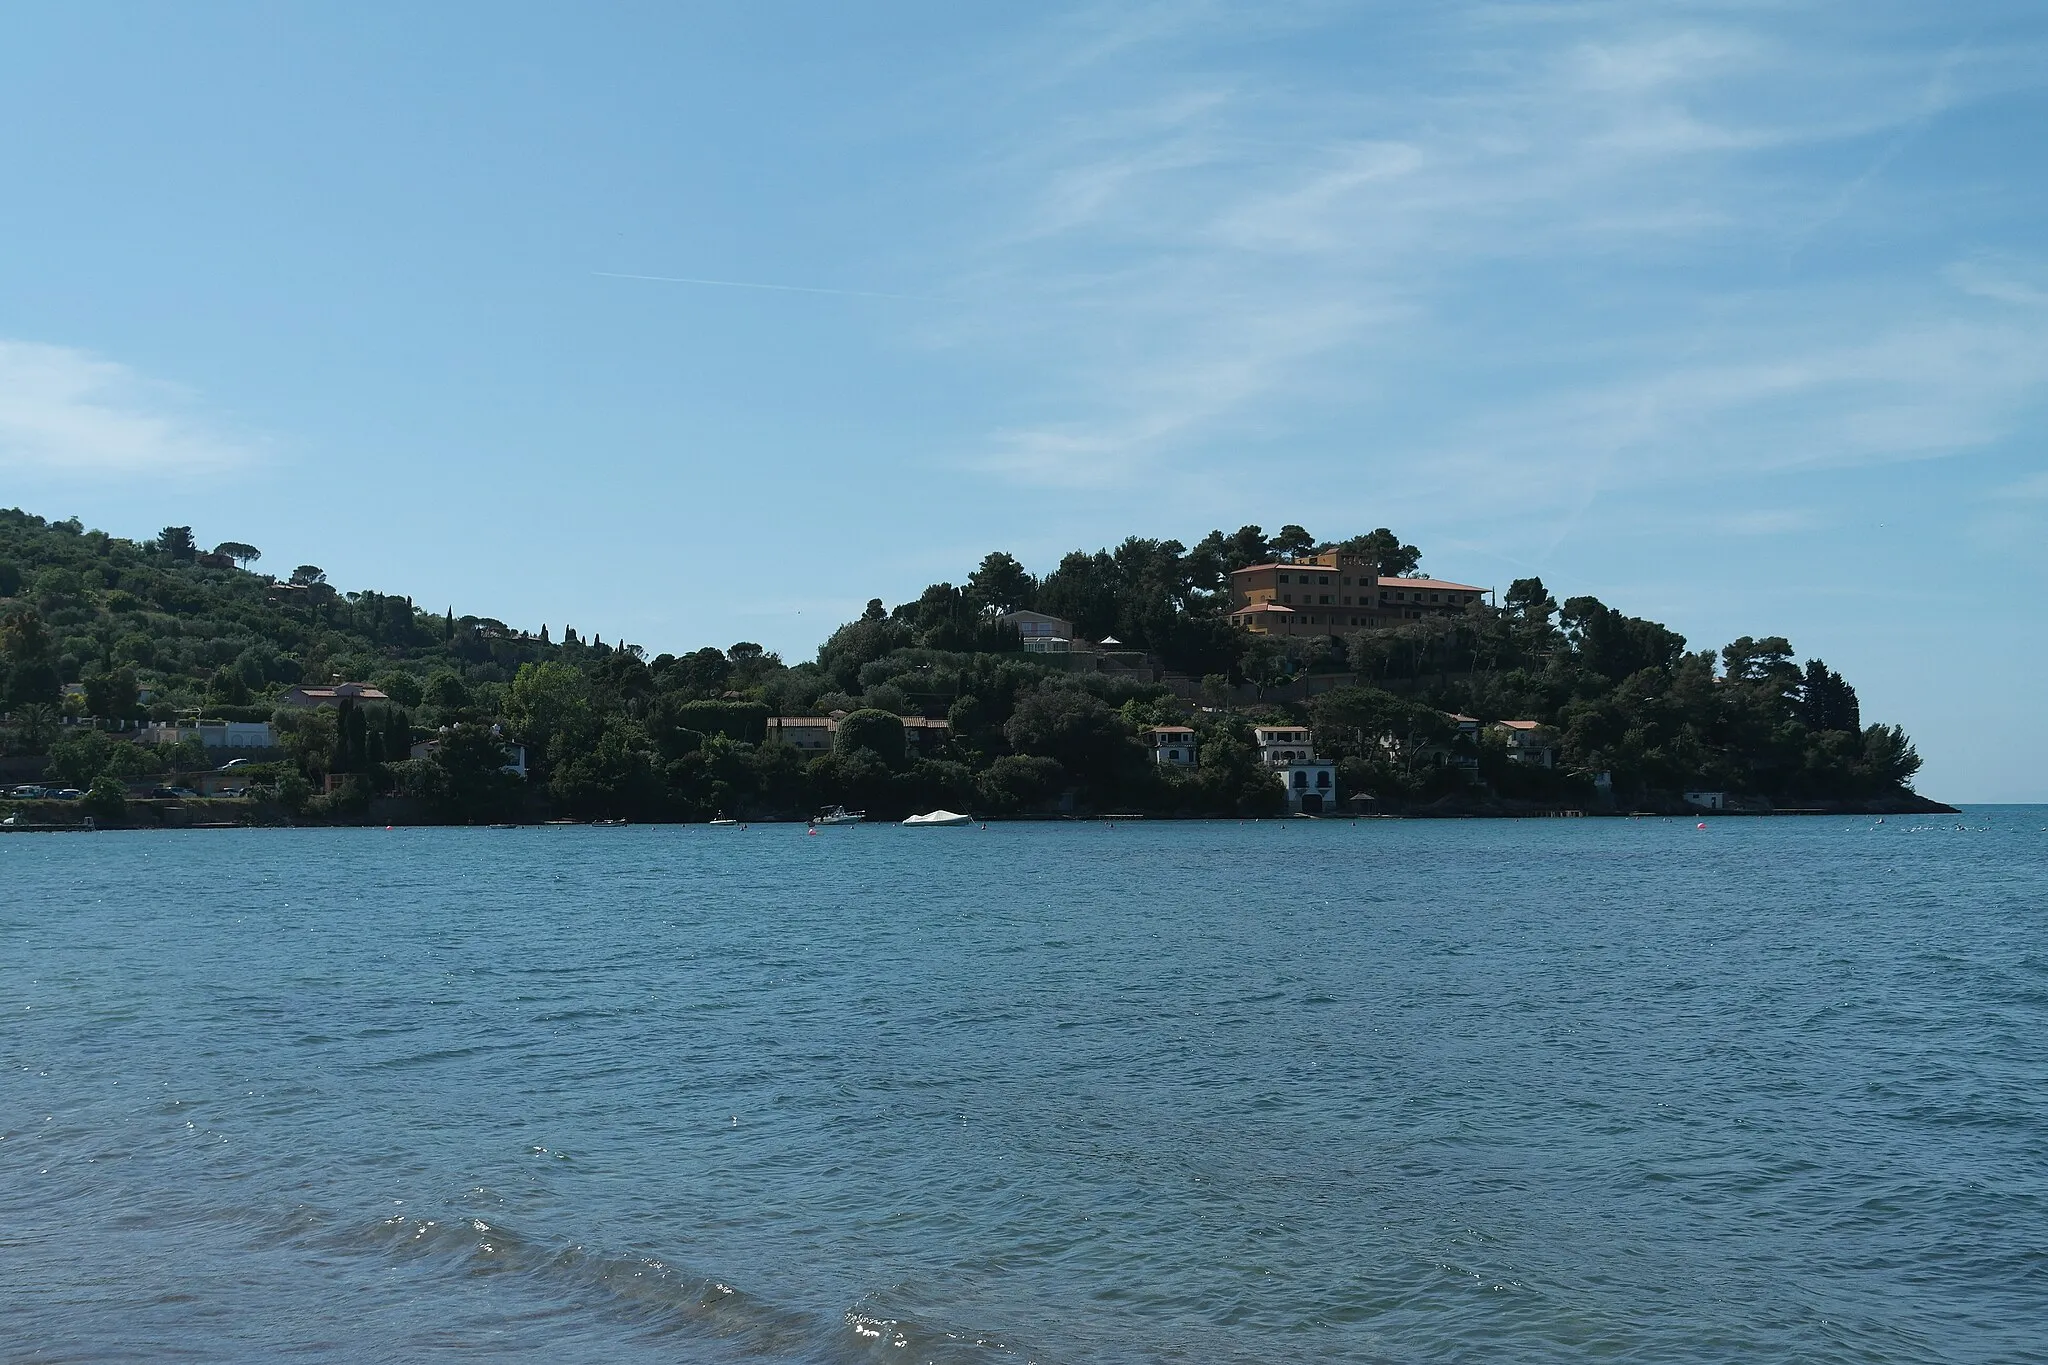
902, 809, 973, 827
708, 813, 740, 826
811, 806, 864, 826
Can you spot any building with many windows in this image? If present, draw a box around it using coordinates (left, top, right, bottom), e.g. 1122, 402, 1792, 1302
1224, 550, 1488, 637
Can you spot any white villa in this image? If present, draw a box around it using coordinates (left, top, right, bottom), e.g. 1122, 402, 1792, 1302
1252, 724, 1337, 814
1145, 725, 1198, 767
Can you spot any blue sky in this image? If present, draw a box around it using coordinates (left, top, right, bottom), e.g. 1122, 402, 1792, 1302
3, 2, 2044, 800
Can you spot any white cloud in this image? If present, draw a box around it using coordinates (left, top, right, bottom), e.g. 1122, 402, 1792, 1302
944, 3, 2048, 498
0, 340, 254, 475
1946, 254, 2048, 308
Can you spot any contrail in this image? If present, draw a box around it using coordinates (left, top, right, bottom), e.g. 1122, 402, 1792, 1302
593, 270, 940, 302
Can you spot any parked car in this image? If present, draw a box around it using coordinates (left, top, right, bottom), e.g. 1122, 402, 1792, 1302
51, 788, 84, 800
148, 786, 180, 799
166, 787, 200, 798
217, 757, 254, 771
7, 784, 48, 798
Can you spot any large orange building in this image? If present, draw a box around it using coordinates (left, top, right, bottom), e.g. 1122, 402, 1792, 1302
1224, 550, 1488, 637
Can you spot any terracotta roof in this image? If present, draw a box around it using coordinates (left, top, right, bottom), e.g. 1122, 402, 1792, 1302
1231, 601, 1295, 614
766, 716, 835, 726
291, 684, 391, 702
1376, 577, 1486, 594
1497, 719, 1550, 731
1227, 558, 1356, 574
1148, 725, 1195, 734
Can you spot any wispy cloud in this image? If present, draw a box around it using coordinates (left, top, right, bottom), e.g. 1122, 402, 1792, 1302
943, 3, 2048, 507
0, 340, 254, 475
1946, 253, 2048, 308
1999, 470, 2048, 500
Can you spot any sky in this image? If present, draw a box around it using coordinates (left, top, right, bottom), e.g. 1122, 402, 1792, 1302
2, 2, 2044, 801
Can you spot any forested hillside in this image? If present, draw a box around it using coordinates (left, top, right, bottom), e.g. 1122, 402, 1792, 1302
0, 507, 1927, 822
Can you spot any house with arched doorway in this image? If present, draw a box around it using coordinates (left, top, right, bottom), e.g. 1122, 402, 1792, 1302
1251, 724, 1338, 814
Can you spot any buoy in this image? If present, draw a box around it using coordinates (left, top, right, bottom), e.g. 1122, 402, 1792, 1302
1696, 822, 1707, 830
385, 825, 393, 831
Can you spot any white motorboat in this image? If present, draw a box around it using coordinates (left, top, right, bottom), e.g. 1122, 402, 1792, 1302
708, 812, 740, 826
811, 806, 865, 825
902, 809, 973, 827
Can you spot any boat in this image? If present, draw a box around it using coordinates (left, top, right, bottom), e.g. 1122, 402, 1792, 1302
708, 812, 740, 826
811, 806, 864, 825
902, 809, 973, 827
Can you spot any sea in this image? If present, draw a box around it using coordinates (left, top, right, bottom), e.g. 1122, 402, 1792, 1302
3, 811, 2045, 1363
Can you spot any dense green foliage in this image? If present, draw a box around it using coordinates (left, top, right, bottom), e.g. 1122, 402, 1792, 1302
0, 507, 1922, 821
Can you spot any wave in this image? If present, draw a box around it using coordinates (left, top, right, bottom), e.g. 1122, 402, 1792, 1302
261, 1204, 1036, 1363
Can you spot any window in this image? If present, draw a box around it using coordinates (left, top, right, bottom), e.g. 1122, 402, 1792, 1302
1316, 771, 1330, 788
1319, 576, 1330, 585
1277, 573, 1288, 583
1292, 771, 1308, 788
1319, 595, 1331, 605
1342, 596, 1351, 605
1431, 594, 1439, 602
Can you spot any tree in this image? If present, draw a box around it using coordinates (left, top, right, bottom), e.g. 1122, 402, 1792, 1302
82, 666, 141, 719
506, 661, 594, 769
816, 615, 913, 691
157, 526, 197, 561
1798, 659, 1860, 733
2, 607, 61, 709
1, 605, 52, 663
281, 708, 338, 778
1272, 525, 1316, 561
80, 775, 127, 824
213, 542, 261, 568
10, 703, 59, 754
1861, 724, 1921, 789
1034, 550, 1119, 640
423, 670, 472, 711
1003, 682, 1137, 786
206, 664, 251, 706
976, 754, 1064, 814
835, 708, 907, 768
1341, 528, 1422, 578
290, 565, 327, 586
1505, 577, 1557, 625
1224, 525, 1271, 570
1563, 597, 1687, 681
46, 729, 117, 788
426, 723, 520, 822
965, 552, 1036, 615
376, 671, 425, 708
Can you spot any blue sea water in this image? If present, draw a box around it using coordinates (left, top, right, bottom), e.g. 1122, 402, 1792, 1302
3, 812, 2045, 1363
